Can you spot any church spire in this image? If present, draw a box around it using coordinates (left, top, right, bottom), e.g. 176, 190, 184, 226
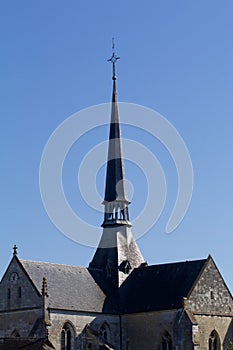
89, 43, 145, 292
102, 39, 131, 227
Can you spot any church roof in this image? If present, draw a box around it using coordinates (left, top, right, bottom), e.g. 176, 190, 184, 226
119, 258, 207, 313
0, 337, 55, 350
18, 258, 207, 314
20, 259, 107, 313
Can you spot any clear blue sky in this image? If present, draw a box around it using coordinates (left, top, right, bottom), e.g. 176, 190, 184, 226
1, 1, 233, 290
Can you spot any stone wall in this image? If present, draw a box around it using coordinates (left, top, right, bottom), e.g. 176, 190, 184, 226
48, 310, 120, 350
0, 256, 43, 337
121, 309, 194, 350
0, 257, 42, 311
0, 308, 44, 337
192, 315, 233, 349
183, 257, 233, 349
186, 257, 233, 315
121, 309, 233, 350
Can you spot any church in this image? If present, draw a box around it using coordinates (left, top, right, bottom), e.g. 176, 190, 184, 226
1, 50, 233, 350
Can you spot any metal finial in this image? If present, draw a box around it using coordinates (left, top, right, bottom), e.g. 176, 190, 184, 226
13, 244, 18, 256
107, 37, 120, 80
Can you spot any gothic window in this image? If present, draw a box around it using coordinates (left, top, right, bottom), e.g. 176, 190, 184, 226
161, 331, 172, 350
99, 322, 110, 343
7, 288, 11, 299
209, 330, 220, 350
18, 286, 22, 298
9, 272, 19, 282
11, 329, 20, 337
61, 322, 75, 350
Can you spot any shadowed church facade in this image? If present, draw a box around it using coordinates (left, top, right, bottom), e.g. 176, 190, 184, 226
1, 51, 233, 350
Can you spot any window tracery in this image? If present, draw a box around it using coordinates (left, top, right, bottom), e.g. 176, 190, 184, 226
161, 331, 172, 350
209, 330, 220, 350
61, 322, 75, 350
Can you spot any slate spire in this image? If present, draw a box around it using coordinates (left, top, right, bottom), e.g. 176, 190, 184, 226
102, 40, 131, 227
89, 43, 145, 293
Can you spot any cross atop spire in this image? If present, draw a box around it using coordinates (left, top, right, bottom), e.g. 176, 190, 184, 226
107, 38, 120, 80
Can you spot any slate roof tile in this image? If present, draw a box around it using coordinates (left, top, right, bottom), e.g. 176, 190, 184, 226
19, 258, 207, 314
20, 260, 106, 313
119, 258, 207, 313
0, 337, 54, 350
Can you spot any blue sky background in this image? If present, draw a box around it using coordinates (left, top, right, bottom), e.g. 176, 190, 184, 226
1, 1, 233, 290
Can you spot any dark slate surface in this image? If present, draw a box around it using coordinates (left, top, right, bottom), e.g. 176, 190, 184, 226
19, 258, 207, 314
104, 79, 128, 203
20, 260, 106, 313
0, 338, 54, 350
119, 259, 207, 313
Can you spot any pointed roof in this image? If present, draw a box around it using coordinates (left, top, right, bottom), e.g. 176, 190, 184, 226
119, 258, 207, 313
89, 46, 145, 291
89, 226, 145, 292
89, 43, 145, 296
19, 260, 107, 312
104, 72, 129, 204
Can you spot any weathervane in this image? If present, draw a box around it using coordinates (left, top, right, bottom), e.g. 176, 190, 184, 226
107, 38, 120, 80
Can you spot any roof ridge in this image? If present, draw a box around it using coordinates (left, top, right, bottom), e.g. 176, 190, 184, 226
146, 258, 207, 268
19, 259, 86, 269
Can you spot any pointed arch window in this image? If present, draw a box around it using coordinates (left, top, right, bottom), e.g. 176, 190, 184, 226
99, 322, 111, 343
161, 331, 172, 350
11, 329, 20, 337
61, 322, 75, 350
209, 330, 220, 350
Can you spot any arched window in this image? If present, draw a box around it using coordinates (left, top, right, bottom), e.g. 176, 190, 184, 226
61, 322, 75, 350
209, 330, 220, 350
99, 322, 110, 343
161, 331, 172, 350
11, 329, 20, 337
